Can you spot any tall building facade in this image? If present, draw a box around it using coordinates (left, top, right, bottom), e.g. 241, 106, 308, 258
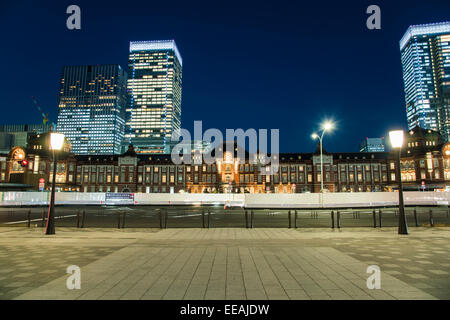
400, 22, 450, 140
56, 65, 128, 155
125, 40, 182, 154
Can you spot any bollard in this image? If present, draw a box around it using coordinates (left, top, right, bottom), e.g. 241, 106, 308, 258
372, 210, 376, 228
251, 210, 254, 229
164, 209, 168, 229
331, 210, 335, 229
117, 212, 121, 229
81, 210, 86, 228
245, 210, 249, 229
429, 210, 434, 227
27, 210, 31, 228
337, 211, 341, 229
288, 210, 292, 229
378, 209, 382, 228
294, 210, 298, 229
122, 212, 126, 229
207, 210, 211, 229
159, 210, 163, 229
414, 209, 418, 227
202, 210, 205, 228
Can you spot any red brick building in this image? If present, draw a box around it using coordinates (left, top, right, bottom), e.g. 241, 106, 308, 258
1, 129, 449, 193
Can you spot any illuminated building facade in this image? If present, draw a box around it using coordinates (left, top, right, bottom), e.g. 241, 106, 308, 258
56, 65, 128, 155
2, 132, 450, 193
400, 22, 450, 140
125, 40, 183, 154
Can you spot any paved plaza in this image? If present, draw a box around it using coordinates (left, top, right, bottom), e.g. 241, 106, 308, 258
0, 226, 449, 300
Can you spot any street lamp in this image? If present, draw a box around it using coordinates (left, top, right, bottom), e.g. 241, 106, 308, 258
45, 132, 65, 235
312, 121, 334, 193
389, 130, 408, 235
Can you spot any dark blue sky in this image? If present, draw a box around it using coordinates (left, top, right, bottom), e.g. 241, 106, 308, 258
1, 0, 449, 152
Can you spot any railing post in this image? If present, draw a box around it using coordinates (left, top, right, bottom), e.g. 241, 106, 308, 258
117, 212, 121, 229
245, 210, 248, 229
378, 209, 382, 228
251, 210, 254, 229
207, 210, 211, 229
337, 211, 341, 229
159, 210, 163, 229
122, 212, 126, 229
164, 209, 168, 229
372, 210, 376, 228
429, 209, 434, 227
414, 209, 418, 227
202, 210, 205, 228
77, 210, 80, 228
81, 210, 85, 228
294, 210, 298, 229
331, 210, 335, 229
27, 210, 31, 228
41, 209, 45, 227
288, 210, 291, 229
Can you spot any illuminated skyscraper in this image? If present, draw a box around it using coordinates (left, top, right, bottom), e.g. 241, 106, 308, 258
400, 22, 450, 140
56, 65, 127, 154
125, 40, 182, 154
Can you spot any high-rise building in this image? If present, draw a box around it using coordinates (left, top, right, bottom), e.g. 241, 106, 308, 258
56, 65, 128, 155
400, 22, 450, 140
359, 137, 385, 152
0, 124, 52, 153
125, 40, 183, 154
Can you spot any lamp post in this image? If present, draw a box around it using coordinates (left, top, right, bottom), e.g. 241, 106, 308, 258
312, 121, 334, 193
389, 130, 408, 235
45, 132, 65, 235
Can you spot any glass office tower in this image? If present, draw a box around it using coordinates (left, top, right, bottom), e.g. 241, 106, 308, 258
125, 40, 182, 154
56, 65, 128, 155
400, 22, 450, 141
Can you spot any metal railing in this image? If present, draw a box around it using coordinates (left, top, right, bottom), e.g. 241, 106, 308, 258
1, 206, 449, 229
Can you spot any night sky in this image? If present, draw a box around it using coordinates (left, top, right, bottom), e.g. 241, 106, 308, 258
1, 0, 449, 153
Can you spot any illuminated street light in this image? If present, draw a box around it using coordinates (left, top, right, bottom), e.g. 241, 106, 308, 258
45, 132, 65, 235
389, 129, 408, 235
50, 133, 65, 150
312, 121, 334, 193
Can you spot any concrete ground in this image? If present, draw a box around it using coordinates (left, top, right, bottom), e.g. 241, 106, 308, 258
0, 226, 449, 300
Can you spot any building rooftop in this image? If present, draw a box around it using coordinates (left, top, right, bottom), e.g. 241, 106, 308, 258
400, 21, 450, 50
129, 40, 183, 66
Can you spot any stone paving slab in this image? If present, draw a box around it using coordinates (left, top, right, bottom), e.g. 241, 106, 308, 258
5, 227, 447, 300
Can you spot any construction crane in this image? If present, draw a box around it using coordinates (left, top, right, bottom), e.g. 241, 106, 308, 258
31, 96, 56, 131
